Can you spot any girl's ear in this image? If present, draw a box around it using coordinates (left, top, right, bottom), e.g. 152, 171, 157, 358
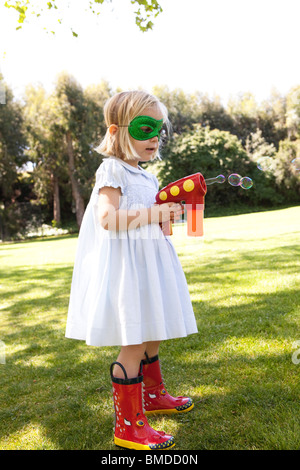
109, 124, 119, 136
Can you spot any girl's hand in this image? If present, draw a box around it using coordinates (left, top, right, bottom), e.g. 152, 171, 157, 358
151, 203, 183, 224
98, 186, 184, 231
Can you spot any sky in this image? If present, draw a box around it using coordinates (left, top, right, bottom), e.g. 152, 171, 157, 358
0, 0, 300, 105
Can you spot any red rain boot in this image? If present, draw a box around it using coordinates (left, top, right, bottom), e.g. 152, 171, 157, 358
110, 362, 175, 450
142, 354, 194, 415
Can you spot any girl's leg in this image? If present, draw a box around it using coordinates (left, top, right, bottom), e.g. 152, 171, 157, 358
113, 341, 161, 379
144, 340, 161, 360
113, 343, 146, 379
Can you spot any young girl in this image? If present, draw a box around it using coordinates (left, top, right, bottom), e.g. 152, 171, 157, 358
65, 90, 198, 450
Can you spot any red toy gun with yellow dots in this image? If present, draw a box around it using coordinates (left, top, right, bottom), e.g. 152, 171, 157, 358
155, 172, 207, 237
155, 172, 225, 237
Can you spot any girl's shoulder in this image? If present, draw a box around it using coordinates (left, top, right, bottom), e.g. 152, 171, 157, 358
97, 156, 125, 172
95, 157, 128, 193
95, 156, 158, 190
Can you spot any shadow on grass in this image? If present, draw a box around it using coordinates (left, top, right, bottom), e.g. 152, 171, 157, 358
1, 266, 72, 309
0, 257, 115, 449
1, 314, 119, 449
1, 234, 78, 246
1, 235, 300, 449
185, 243, 300, 281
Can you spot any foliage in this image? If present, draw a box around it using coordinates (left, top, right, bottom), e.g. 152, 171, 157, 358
52, 73, 110, 226
245, 128, 277, 163
152, 85, 205, 134
23, 74, 111, 228
4, 0, 163, 35
0, 200, 45, 241
23, 84, 67, 209
274, 138, 300, 200
227, 92, 287, 147
0, 86, 27, 203
132, 0, 163, 32
153, 86, 287, 149
157, 124, 252, 182
150, 125, 283, 210
0, 76, 300, 239
286, 85, 300, 138
258, 89, 287, 149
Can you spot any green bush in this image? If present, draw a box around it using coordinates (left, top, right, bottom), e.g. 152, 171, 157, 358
149, 125, 282, 212
274, 139, 300, 201
0, 201, 45, 241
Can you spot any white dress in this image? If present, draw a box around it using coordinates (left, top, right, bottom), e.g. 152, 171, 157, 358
65, 156, 198, 347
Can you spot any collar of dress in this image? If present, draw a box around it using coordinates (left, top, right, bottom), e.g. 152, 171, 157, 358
109, 156, 144, 174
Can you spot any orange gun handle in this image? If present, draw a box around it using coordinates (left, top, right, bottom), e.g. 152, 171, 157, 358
186, 207, 203, 237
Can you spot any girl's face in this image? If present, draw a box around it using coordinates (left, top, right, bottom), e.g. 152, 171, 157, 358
129, 106, 164, 166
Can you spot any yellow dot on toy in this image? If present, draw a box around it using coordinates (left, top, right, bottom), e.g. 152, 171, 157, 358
170, 185, 180, 196
183, 179, 195, 192
159, 191, 167, 201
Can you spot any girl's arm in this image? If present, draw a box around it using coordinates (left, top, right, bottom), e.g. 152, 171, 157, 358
98, 186, 182, 231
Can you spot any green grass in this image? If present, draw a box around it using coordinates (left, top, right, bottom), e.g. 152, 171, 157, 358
1, 206, 300, 450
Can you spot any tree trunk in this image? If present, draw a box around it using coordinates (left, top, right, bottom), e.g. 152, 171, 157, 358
66, 131, 85, 228
51, 172, 61, 225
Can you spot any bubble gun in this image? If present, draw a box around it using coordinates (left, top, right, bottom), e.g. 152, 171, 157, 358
155, 173, 225, 237
155, 173, 207, 237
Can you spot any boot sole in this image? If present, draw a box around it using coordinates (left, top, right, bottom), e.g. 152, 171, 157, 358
114, 436, 175, 450
145, 402, 194, 415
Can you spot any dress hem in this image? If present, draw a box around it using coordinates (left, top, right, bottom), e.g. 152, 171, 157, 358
65, 321, 198, 347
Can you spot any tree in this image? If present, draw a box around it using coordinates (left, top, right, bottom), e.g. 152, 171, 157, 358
0, 84, 26, 204
152, 85, 203, 135
79, 81, 112, 194
23, 84, 68, 225
227, 91, 289, 149
53, 73, 110, 227
227, 92, 260, 144
195, 93, 234, 135
4, 0, 163, 35
153, 85, 238, 138
23, 75, 111, 228
245, 128, 277, 165
51, 73, 86, 228
147, 124, 282, 212
286, 85, 300, 139
259, 89, 287, 148
150, 124, 256, 207
0, 82, 29, 240
274, 138, 300, 201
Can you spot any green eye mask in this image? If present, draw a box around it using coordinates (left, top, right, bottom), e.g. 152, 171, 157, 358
128, 115, 164, 141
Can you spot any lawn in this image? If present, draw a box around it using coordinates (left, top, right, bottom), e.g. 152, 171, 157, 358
0, 206, 300, 450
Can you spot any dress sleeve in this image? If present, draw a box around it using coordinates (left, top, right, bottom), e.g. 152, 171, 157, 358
95, 158, 127, 194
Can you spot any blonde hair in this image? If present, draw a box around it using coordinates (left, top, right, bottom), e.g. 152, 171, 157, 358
95, 90, 169, 161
